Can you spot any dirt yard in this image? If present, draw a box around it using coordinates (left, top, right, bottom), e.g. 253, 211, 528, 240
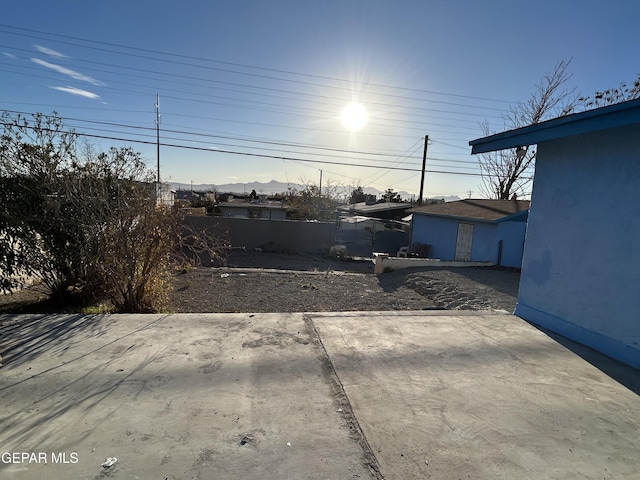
168, 250, 520, 313
0, 251, 521, 314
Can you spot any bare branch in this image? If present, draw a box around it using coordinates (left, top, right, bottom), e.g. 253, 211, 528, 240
577, 72, 640, 110
478, 60, 576, 199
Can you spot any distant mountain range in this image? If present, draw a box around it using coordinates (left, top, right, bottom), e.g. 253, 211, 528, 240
169, 180, 460, 202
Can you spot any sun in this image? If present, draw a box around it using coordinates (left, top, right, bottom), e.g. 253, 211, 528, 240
340, 102, 368, 131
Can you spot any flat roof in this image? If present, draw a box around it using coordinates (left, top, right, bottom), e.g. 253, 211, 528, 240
470, 98, 640, 154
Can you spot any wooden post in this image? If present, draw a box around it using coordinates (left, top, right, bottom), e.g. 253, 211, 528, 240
418, 135, 429, 205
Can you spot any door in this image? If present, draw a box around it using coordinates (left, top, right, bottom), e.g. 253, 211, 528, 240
455, 223, 474, 261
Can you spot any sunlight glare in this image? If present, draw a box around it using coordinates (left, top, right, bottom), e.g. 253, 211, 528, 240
340, 102, 368, 131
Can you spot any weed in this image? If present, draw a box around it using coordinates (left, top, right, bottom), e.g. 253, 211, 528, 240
179, 263, 193, 275
80, 303, 112, 315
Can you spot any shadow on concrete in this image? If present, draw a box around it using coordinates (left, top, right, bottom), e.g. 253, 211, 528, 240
533, 325, 640, 396
0, 314, 172, 451
1, 348, 167, 451
0, 314, 108, 369
6, 328, 575, 452
0, 314, 323, 453
0, 314, 168, 372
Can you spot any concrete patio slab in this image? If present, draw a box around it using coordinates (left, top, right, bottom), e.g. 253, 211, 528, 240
2, 311, 639, 480
0, 313, 374, 480
312, 311, 640, 480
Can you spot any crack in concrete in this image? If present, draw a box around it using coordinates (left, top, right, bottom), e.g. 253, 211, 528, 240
303, 314, 385, 480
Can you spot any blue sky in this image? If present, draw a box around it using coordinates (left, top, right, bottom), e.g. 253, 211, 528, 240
1, 0, 639, 198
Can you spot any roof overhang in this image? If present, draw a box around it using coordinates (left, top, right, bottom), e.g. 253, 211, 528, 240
410, 210, 528, 224
469, 98, 640, 154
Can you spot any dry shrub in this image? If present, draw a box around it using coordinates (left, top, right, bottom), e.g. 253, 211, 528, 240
1, 112, 225, 312
97, 205, 176, 312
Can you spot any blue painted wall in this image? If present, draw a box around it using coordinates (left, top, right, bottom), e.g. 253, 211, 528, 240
497, 221, 527, 268
515, 124, 640, 368
411, 214, 526, 267
469, 221, 497, 262
411, 215, 459, 260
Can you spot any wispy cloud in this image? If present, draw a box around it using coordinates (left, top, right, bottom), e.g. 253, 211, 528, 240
2, 52, 16, 59
50, 86, 100, 99
31, 58, 105, 86
35, 45, 68, 59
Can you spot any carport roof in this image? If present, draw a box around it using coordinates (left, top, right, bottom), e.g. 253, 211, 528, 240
341, 202, 413, 214
409, 199, 529, 222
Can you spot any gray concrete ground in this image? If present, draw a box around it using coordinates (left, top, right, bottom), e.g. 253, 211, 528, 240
1, 311, 639, 480
312, 311, 640, 480
0, 313, 374, 480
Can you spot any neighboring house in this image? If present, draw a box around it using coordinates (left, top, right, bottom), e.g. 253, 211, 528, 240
154, 182, 176, 207
470, 98, 640, 368
175, 190, 203, 202
216, 198, 288, 220
408, 199, 529, 267
174, 189, 216, 208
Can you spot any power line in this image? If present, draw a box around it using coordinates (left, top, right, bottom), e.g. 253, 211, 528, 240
1, 107, 483, 168
1, 108, 450, 160
364, 139, 425, 186
3, 51, 500, 140
1, 109, 483, 184
0, 66, 494, 135
0, 24, 515, 106
0, 99, 431, 142
0, 55, 507, 124
0, 25, 516, 188
1, 114, 514, 179
59, 122, 480, 171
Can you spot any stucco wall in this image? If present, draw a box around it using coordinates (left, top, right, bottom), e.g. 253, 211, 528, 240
412, 215, 526, 267
411, 216, 458, 260
183, 216, 336, 259
218, 207, 287, 220
468, 222, 497, 262
515, 125, 640, 367
497, 221, 527, 268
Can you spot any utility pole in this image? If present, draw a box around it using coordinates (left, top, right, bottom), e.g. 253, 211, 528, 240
418, 135, 429, 205
155, 94, 161, 183
319, 169, 323, 197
